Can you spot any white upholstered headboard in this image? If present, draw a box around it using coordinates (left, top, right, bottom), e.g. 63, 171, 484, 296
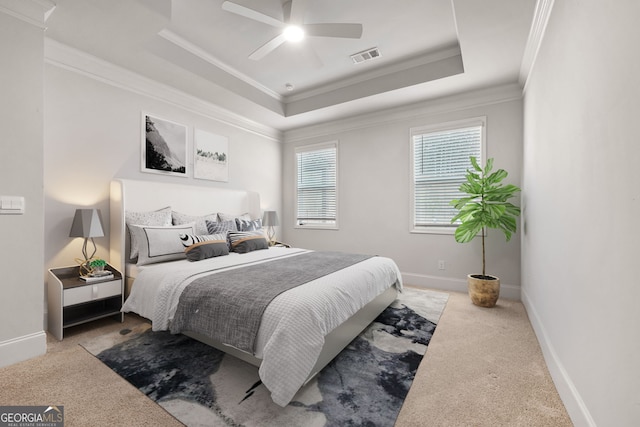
109, 179, 261, 281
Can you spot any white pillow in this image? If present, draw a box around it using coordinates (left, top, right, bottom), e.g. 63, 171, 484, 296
217, 212, 251, 222
125, 207, 172, 259
172, 210, 217, 235
129, 223, 195, 266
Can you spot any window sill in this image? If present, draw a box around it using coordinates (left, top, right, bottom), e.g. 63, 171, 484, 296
410, 226, 456, 235
295, 225, 339, 231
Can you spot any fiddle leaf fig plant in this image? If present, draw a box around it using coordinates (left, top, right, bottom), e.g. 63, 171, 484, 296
450, 156, 521, 276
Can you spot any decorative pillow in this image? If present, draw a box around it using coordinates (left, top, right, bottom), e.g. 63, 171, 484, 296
180, 233, 229, 261
125, 206, 172, 260
206, 219, 238, 235
217, 212, 251, 222
172, 210, 217, 235
236, 217, 262, 231
129, 223, 194, 266
228, 230, 269, 254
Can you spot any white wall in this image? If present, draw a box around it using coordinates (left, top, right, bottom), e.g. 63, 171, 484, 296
0, 5, 48, 366
283, 87, 523, 298
43, 56, 282, 289
522, 0, 640, 425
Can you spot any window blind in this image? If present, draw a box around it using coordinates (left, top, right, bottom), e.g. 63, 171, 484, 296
296, 145, 337, 226
412, 125, 482, 228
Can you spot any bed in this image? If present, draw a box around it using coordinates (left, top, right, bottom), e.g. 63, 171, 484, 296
109, 179, 402, 406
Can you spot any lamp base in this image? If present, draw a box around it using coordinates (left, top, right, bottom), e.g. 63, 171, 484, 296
267, 226, 276, 246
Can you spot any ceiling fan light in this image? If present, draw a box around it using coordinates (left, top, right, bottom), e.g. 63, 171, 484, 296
283, 25, 304, 42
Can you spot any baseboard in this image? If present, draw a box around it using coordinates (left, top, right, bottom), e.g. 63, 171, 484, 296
401, 272, 521, 301
521, 288, 596, 427
0, 331, 47, 368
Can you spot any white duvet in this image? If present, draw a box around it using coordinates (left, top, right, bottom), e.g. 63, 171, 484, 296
121, 246, 402, 406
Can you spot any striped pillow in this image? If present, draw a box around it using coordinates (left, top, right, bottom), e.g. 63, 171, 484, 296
180, 233, 229, 261
206, 219, 237, 235
236, 217, 262, 231
228, 231, 269, 254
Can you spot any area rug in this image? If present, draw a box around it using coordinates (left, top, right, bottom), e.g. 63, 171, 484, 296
81, 288, 448, 427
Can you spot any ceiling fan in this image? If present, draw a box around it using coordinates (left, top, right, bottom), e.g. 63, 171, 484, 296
221, 0, 363, 61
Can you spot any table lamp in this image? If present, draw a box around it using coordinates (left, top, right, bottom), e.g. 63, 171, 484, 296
262, 210, 279, 245
69, 208, 104, 273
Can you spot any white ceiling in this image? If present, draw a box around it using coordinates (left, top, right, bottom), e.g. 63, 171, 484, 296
44, 0, 536, 131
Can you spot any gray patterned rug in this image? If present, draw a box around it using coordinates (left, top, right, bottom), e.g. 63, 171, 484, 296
81, 288, 448, 427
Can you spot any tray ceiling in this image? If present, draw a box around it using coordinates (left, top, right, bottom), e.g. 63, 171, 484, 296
44, 0, 536, 131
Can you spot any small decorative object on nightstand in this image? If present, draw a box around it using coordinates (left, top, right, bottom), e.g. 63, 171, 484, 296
84, 258, 113, 282
47, 263, 123, 340
89, 258, 106, 272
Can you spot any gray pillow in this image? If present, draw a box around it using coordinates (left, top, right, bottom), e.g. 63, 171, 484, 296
228, 230, 269, 254
180, 233, 229, 261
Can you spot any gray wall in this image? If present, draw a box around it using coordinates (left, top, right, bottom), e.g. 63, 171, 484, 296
43, 62, 283, 273
282, 88, 523, 297
522, 0, 640, 425
0, 7, 47, 365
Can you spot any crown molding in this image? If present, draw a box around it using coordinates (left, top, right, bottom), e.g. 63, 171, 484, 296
284, 83, 523, 143
0, 0, 55, 28
44, 38, 282, 142
285, 44, 462, 104
158, 29, 283, 102
519, 0, 556, 90
285, 51, 464, 117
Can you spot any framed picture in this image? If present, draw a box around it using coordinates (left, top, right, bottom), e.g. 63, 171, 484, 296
142, 113, 188, 177
194, 128, 229, 182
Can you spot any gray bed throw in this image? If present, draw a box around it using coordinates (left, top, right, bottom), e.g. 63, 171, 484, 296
170, 251, 373, 354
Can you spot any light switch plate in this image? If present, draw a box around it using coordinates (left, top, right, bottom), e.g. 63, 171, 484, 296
0, 196, 25, 214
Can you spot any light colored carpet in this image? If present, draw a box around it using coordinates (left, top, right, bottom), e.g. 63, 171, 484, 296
395, 290, 572, 426
0, 289, 572, 426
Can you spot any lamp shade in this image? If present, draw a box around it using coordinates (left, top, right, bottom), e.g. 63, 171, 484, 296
69, 208, 104, 238
262, 210, 279, 227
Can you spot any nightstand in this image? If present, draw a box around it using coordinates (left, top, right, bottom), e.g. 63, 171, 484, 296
47, 263, 124, 340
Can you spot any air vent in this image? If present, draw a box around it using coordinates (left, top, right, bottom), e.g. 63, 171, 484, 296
350, 47, 381, 64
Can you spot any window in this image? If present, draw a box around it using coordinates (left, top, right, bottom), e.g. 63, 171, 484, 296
295, 142, 338, 228
411, 118, 485, 233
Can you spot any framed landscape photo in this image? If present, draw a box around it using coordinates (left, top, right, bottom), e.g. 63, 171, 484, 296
194, 128, 229, 182
142, 113, 188, 177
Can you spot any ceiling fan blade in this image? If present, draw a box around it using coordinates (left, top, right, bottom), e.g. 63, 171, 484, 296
304, 23, 363, 39
222, 1, 284, 28
288, 0, 309, 25
249, 33, 287, 60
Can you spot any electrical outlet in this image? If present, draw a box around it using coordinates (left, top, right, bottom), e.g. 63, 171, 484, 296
438, 260, 446, 270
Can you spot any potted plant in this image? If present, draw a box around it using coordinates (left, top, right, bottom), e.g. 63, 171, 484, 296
450, 156, 521, 307
89, 258, 107, 273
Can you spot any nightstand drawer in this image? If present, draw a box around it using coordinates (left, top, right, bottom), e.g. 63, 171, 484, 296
63, 280, 121, 307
